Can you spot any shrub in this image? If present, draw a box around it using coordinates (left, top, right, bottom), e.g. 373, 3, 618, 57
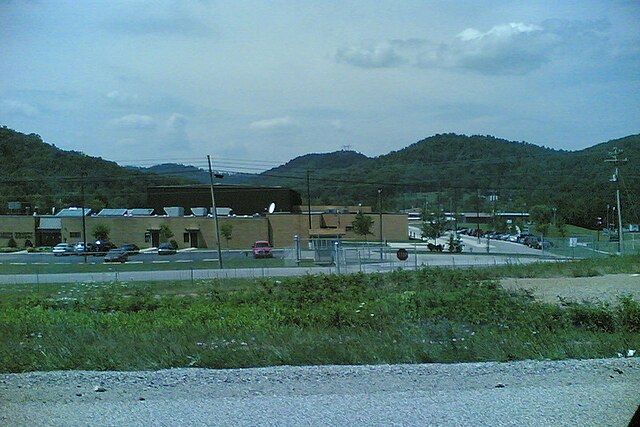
618, 295, 640, 332
24, 239, 33, 248
568, 304, 616, 332
7, 238, 17, 248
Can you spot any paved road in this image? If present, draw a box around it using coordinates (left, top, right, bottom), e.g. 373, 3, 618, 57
0, 253, 556, 284
1, 358, 638, 426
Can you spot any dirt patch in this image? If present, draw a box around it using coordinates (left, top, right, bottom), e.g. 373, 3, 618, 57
501, 273, 640, 305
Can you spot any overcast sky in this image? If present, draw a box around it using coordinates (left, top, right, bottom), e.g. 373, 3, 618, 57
1, 1, 638, 171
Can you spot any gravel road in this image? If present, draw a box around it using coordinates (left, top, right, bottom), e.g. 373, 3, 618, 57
2, 358, 638, 426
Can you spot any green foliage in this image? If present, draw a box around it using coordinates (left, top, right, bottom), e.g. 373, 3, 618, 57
91, 224, 110, 241
617, 295, 640, 332
230, 133, 640, 230
530, 205, 553, 236
421, 210, 447, 242
556, 217, 567, 238
220, 223, 233, 246
1, 265, 639, 372
159, 224, 174, 242
351, 212, 374, 240
0, 127, 192, 215
7, 238, 16, 248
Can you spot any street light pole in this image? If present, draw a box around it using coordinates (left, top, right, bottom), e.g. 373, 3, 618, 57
378, 188, 383, 261
207, 155, 224, 269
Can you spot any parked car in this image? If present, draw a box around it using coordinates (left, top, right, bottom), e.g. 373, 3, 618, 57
158, 243, 177, 255
119, 243, 140, 255
52, 243, 75, 256
252, 241, 273, 258
93, 241, 117, 256
74, 242, 96, 254
104, 248, 129, 263
522, 235, 539, 247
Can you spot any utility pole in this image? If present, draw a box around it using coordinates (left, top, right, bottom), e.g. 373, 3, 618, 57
306, 170, 312, 230
476, 188, 481, 244
80, 172, 87, 264
207, 155, 224, 269
606, 147, 628, 254
378, 188, 383, 261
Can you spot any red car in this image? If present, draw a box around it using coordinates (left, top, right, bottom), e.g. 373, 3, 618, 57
252, 241, 273, 258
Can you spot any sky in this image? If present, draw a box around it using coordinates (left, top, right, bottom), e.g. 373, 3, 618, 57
1, 0, 639, 171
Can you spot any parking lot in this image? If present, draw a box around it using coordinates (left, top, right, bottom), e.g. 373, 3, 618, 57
0, 248, 285, 265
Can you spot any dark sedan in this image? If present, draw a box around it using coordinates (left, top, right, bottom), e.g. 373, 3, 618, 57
120, 243, 140, 255
104, 248, 128, 263
158, 243, 177, 255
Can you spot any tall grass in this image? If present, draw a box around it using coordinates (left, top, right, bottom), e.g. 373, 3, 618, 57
1, 266, 639, 373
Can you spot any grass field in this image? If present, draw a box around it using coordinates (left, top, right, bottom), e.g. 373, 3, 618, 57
1, 256, 639, 373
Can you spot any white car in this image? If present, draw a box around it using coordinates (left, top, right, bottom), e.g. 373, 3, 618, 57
52, 243, 75, 256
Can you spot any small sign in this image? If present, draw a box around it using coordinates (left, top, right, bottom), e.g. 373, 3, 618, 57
569, 237, 578, 248
396, 248, 409, 261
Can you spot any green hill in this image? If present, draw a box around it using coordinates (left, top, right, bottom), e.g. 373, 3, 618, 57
0, 126, 191, 214
245, 133, 640, 228
3, 125, 638, 229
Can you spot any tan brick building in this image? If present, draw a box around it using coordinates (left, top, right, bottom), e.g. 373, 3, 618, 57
0, 210, 407, 250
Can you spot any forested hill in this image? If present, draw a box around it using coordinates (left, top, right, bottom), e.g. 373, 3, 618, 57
244, 133, 640, 228
0, 127, 190, 214
3, 125, 638, 228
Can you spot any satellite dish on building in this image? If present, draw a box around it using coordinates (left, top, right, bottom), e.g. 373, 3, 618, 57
268, 202, 276, 214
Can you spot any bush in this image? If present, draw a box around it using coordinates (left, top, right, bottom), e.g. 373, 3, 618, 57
169, 239, 178, 249
24, 239, 33, 248
618, 295, 640, 332
568, 304, 616, 332
7, 238, 17, 248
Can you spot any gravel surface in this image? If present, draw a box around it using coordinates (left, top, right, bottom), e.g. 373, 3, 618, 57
1, 358, 638, 426
501, 273, 640, 305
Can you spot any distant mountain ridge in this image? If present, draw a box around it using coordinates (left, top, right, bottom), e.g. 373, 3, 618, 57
2, 125, 638, 227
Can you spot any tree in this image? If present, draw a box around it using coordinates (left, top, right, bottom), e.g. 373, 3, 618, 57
352, 212, 374, 242
421, 210, 447, 242
530, 205, 553, 237
556, 216, 567, 238
159, 224, 174, 242
220, 223, 233, 247
92, 224, 110, 241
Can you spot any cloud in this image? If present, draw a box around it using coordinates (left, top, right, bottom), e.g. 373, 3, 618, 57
0, 99, 39, 117
249, 116, 295, 130
163, 113, 189, 146
106, 5, 213, 37
105, 90, 139, 106
112, 114, 155, 129
335, 41, 407, 68
335, 21, 618, 75
428, 22, 555, 75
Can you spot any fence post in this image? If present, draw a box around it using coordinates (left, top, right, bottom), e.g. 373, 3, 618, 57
414, 242, 418, 270
334, 241, 340, 274
294, 234, 300, 262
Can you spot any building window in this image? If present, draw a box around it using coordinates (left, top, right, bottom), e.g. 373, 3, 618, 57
183, 232, 190, 243
70, 232, 81, 238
